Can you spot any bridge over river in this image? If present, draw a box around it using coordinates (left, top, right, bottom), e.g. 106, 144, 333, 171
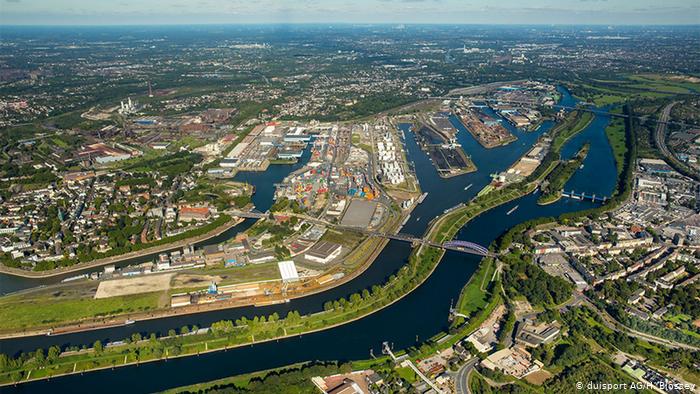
228, 209, 493, 257
370, 231, 493, 257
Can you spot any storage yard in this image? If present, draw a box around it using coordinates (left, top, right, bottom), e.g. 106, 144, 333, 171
94, 273, 174, 299
413, 119, 476, 178
456, 107, 516, 148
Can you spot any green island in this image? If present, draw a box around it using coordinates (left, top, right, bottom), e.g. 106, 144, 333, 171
537, 143, 590, 205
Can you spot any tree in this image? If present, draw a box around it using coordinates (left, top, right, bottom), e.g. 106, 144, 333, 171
47, 346, 60, 363
0, 354, 9, 372
362, 289, 371, 300
33, 349, 45, 366
349, 293, 362, 304
93, 340, 103, 355
211, 320, 235, 335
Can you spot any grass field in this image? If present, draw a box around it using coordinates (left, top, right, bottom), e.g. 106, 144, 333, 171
576, 82, 675, 106
627, 74, 700, 94
395, 366, 418, 383
455, 258, 495, 316
0, 291, 160, 332
665, 313, 691, 324
605, 116, 628, 176
551, 111, 593, 152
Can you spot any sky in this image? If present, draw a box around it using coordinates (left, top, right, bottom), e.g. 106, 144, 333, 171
1, 0, 699, 26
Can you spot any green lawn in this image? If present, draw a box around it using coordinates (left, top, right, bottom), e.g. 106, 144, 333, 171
456, 258, 494, 316
627, 74, 700, 94
395, 366, 418, 383
665, 313, 691, 324
605, 118, 627, 176
0, 291, 161, 332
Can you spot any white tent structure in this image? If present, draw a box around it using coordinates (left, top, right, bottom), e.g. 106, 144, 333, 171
278, 260, 300, 283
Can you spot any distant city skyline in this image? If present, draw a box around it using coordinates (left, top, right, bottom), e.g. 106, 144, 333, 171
1, 0, 699, 26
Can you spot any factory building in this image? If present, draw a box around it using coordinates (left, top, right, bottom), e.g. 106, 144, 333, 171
304, 241, 342, 264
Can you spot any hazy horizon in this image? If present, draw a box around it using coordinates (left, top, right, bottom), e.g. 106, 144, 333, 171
1, 0, 699, 26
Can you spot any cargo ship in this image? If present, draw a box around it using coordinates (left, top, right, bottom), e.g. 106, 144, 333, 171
61, 273, 88, 283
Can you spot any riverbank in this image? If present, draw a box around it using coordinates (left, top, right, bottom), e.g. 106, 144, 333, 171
0, 225, 394, 339
0, 226, 439, 387
0, 198, 414, 338
0, 216, 244, 279
0, 126, 554, 385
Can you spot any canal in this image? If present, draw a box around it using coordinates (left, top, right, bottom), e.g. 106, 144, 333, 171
0, 89, 618, 393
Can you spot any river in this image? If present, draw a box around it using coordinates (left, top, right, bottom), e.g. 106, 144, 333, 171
0, 88, 618, 393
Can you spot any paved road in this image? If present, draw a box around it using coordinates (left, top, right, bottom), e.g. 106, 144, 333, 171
455, 357, 479, 394
654, 101, 700, 182
653, 101, 681, 165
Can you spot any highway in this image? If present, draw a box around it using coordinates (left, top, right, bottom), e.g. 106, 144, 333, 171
653, 101, 681, 168
650, 100, 700, 182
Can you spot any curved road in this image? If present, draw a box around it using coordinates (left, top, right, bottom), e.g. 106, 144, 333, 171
653, 101, 679, 163
578, 293, 700, 352
455, 357, 478, 394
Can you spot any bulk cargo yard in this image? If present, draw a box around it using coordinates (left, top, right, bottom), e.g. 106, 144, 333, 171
411, 113, 477, 178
